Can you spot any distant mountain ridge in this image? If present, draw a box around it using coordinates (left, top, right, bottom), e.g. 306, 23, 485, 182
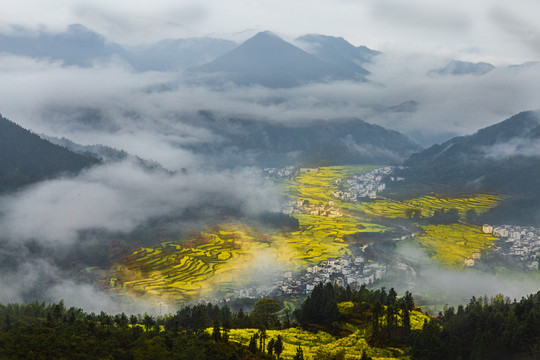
43, 135, 171, 173
190, 31, 368, 87
400, 110, 540, 223
403, 110, 540, 192
0, 24, 122, 67
0, 114, 99, 193
0, 25, 378, 82
183, 111, 421, 167
295, 34, 379, 75
428, 59, 495, 76
121, 37, 237, 71
0, 24, 236, 71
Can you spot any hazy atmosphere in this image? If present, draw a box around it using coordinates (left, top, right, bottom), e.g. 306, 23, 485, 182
0, 0, 539, 318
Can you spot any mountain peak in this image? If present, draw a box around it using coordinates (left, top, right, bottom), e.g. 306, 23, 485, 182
252, 31, 280, 39
295, 33, 378, 75
194, 31, 363, 87
428, 59, 495, 77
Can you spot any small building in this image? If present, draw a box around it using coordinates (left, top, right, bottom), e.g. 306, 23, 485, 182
464, 258, 475, 267
472, 252, 481, 260
493, 228, 509, 238
482, 224, 494, 234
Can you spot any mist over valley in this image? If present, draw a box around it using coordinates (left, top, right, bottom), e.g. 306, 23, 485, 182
0, 3, 539, 358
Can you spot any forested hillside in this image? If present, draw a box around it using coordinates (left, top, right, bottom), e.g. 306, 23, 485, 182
398, 110, 540, 224
1, 285, 537, 359
0, 114, 99, 193
184, 112, 421, 167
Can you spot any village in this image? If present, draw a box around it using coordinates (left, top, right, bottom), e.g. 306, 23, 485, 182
332, 166, 402, 201
281, 198, 343, 218
231, 254, 387, 299
481, 224, 540, 271
261, 166, 298, 181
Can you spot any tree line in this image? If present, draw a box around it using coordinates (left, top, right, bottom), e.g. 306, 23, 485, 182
0, 285, 538, 359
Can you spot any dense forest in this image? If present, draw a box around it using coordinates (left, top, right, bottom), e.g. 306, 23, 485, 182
0, 114, 99, 193
0, 285, 538, 359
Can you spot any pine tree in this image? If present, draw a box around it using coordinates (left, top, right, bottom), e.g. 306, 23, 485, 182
259, 327, 267, 353
293, 346, 304, 360
248, 335, 257, 354
212, 320, 221, 342
372, 300, 383, 339
222, 319, 231, 342
274, 335, 284, 360
267, 338, 275, 356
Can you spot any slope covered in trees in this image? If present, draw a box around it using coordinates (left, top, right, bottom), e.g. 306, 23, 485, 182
411, 292, 540, 360
0, 286, 538, 359
0, 114, 99, 193
184, 112, 421, 167
398, 110, 540, 224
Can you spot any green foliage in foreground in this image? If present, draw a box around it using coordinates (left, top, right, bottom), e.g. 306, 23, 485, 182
0, 286, 539, 359
0, 314, 264, 360
411, 291, 540, 360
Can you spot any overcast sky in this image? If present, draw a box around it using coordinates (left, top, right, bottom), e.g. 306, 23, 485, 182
1, 0, 539, 64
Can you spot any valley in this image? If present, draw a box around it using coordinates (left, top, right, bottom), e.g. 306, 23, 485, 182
106, 165, 528, 308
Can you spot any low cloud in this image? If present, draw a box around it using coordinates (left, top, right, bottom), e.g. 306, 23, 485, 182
0, 159, 280, 246
395, 242, 540, 307
0, 157, 281, 311
0, 37, 539, 311
491, 7, 540, 53
2, 52, 540, 149
371, 1, 472, 33
481, 138, 540, 160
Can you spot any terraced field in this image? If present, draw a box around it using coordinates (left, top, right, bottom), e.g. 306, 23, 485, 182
111, 166, 387, 303
114, 228, 250, 301
111, 165, 503, 302
417, 224, 499, 266
360, 194, 501, 219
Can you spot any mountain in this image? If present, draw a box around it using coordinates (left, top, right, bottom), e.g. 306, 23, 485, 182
400, 110, 540, 223
427, 59, 495, 76
191, 31, 366, 87
0, 24, 123, 67
0, 114, 100, 193
0, 24, 236, 72
295, 34, 379, 75
183, 111, 421, 167
507, 61, 540, 70
43, 135, 171, 173
122, 37, 237, 71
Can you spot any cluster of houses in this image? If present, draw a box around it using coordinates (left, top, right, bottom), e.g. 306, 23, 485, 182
282, 199, 343, 218
232, 285, 277, 299
464, 252, 482, 267
275, 256, 387, 297
482, 224, 540, 271
262, 166, 322, 182
227, 256, 388, 300
332, 166, 401, 201
262, 166, 297, 181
